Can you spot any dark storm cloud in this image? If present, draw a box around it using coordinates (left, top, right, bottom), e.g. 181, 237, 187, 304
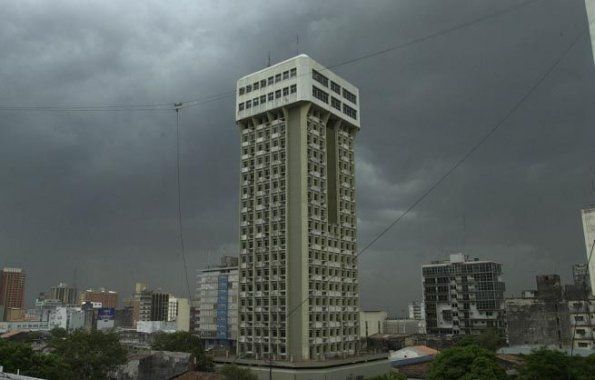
0, 0, 594, 313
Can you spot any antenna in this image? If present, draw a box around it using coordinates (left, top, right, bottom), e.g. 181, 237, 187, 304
267, 52, 271, 67
296, 34, 300, 55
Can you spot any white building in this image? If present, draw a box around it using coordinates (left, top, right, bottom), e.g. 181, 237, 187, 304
48, 307, 84, 331
136, 320, 177, 334
168, 296, 178, 322
193, 257, 238, 348
581, 207, 595, 295
236, 54, 361, 361
408, 302, 426, 321
176, 298, 190, 332
384, 319, 426, 335
568, 298, 595, 350
359, 311, 387, 338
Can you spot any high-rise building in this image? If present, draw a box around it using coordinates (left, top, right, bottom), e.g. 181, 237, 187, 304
168, 296, 179, 322
49, 282, 78, 306
581, 207, 595, 294
79, 288, 118, 309
193, 256, 238, 349
236, 55, 361, 361
150, 292, 169, 321
0, 268, 26, 321
422, 253, 506, 336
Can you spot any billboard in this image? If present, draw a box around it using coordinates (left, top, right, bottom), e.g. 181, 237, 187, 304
96, 308, 115, 331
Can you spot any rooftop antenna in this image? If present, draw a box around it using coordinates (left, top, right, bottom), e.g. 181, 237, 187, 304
267, 52, 271, 67
296, 34, 300, 55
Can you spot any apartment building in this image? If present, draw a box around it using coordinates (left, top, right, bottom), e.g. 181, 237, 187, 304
422, 253, 506, 336
236, 54, 360, 361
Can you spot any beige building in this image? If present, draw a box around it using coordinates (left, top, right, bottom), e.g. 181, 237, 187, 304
236, 54, 361, 361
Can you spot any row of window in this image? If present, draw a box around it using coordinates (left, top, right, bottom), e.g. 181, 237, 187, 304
312, 86, 358, 120
239, 85, 297, 111
239, 68, 297, 96
312, 69, 358, 105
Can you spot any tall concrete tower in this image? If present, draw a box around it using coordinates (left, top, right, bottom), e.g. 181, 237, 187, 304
235, 55, 360, 361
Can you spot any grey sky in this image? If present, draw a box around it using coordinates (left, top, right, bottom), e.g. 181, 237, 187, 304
0, 0, 594, 315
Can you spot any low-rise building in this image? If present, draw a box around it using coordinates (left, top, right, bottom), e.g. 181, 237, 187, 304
136, 320, 177, 334
568, 298, 595, 350
359, 310, 388, 338
384, 319, 426, 336
49, 306, 85, 331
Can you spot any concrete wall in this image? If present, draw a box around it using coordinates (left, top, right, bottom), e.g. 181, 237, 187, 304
359, 311, 387, 338
243, 360, 390, 380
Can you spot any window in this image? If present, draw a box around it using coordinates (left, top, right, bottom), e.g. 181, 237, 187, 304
239, 102, 245, 111
268, 92, 274, 101
253, 97, 259, 106
331, 81, 341, 94
283, 87, 289, 96
343, 104, 357, 119
331, 97, 341, 111
343, 88, 357, 104
268, 76, 274, 85
239, 87, 245, 95
275, 90, 281, 99
260, 79, 267, 88
260, 95, 266, 103
283, 71, 289, 80
290, 84, 297, 93
312, 86, 329, 103
253, 82, 259, 90
275, 73, 282, 82
246, 100, 252, 109
290, 68, 297, 77
312, 69, 328, 87
246, 84, 252, 93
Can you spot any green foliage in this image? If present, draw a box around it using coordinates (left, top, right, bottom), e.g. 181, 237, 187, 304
219, 364, 258, 380
151, 331, 213, 371
50, 330, 127, 379
367, 372, 407, 380
457, 328, 506, 352
49, 327, 68, 339
517, 348, 595, 380
427, 344, 507, 380
0, 340, 71, 379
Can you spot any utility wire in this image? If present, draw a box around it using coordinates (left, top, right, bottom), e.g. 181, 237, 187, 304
286, 27, 586, 324
175, 104, 192, 300
0, 0, 543, 113
356, 28, 586, 260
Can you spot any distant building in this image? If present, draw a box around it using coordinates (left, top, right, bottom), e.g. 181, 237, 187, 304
49, 307, 85, 331
505, 292, 570, 347
168, 296, 179, 322
422, 253, 506, 336
0, 268, 26, 321
581, 207, 595, 295
359, 310, 387, 338
536, 274, 563, 301
408, 302, 425, 321
176, 298, 190, 332
384, 319, 426, 335
79, 288, 118, 309
136, 320, 177, 334
151, 292, 169, 321
573, 263, 591, 293
568, 298, 595, 350
193, 256, 238, 349
49, 282, 78, 306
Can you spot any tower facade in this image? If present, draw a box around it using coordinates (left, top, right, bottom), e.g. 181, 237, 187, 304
235, 55, 360, 361
0, 268, 25, 320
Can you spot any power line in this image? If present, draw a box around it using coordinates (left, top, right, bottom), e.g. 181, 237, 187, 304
356, 28, 586, 260
175, 105, 192, 300
0, 0, 543, 113
286, 27, 586, 324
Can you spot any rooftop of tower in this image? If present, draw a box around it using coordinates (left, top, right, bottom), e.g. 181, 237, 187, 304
235, 54, 360, 128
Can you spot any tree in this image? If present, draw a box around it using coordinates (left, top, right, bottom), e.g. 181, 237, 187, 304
0, 340, 72, 379
50, 330, 127, 379
151, 331, 213, 371
457, 328, 505, 352
518, 348, 595, 380
427, 344, 506, 380
219, 364, 258, 380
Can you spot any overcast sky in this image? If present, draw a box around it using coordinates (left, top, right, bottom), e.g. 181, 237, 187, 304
1, 0, 594, 314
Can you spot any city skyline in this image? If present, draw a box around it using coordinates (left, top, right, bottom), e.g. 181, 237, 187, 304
0, 0, 594, 316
